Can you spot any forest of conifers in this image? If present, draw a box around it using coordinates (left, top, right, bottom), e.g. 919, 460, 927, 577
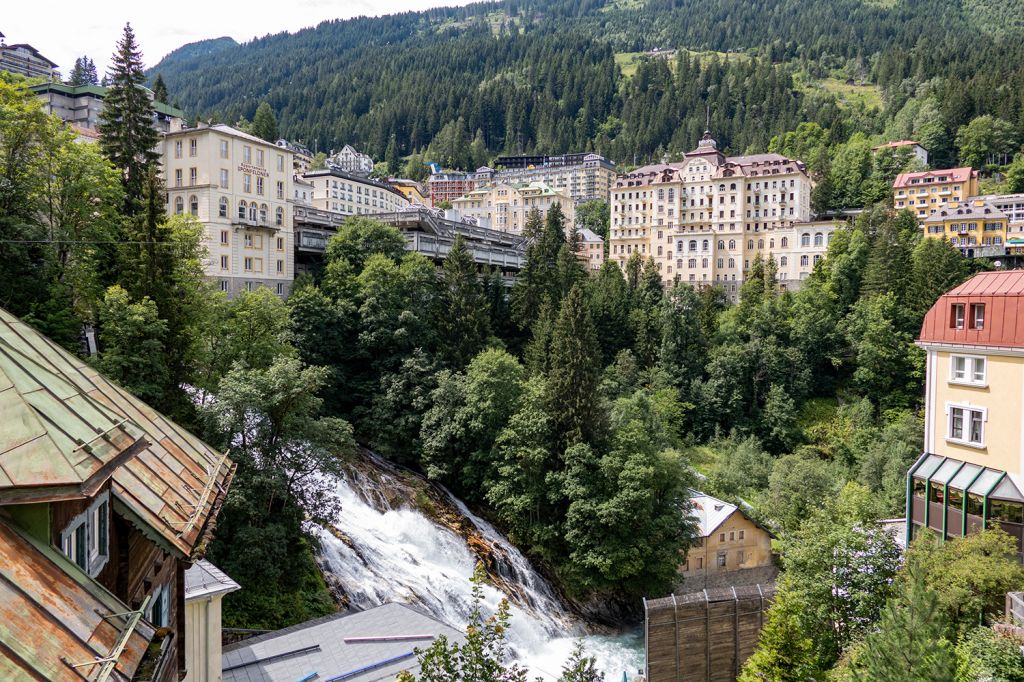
151, 0, 1024, 190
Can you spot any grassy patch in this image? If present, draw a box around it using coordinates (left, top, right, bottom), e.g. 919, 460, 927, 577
614, 51, 643, 78
807, 77, 883, 109
601, 0, 647, 12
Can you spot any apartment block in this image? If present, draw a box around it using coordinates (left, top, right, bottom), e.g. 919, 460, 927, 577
162, 123, 295, 297
908, 271, 1024, 555
921, 199, 1009, 258
429, 171, 482, 207
304, 167, 409, 216
0, 41, 56, 79
32, 82, 185, 135
576, 227, 605, 272
327, 144, 374, 176
893, 167, 979, 219
452, 181, 575, 235
609, 131, 822, 298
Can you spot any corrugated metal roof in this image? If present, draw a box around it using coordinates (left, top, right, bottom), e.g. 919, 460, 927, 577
222, 603, 465, 682
0, 310, 146, 501
0, 517, 154, 681
0, 308, 234, 558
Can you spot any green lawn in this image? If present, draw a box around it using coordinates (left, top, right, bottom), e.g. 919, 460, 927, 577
810, 77, 883, 109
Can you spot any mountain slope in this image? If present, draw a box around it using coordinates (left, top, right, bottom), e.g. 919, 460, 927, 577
150, 0, 1024, 167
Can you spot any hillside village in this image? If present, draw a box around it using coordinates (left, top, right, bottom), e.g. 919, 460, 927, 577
3, 5, 1024, 680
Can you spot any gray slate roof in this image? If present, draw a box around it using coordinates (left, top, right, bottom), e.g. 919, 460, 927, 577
222, 602, 465, 682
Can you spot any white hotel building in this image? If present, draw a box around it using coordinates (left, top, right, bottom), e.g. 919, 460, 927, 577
162, 124, 295, 297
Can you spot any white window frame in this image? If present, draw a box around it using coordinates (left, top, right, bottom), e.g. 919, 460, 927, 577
60, 491, 110, 577
949, 354, 987, 387
945, 402, 987, 449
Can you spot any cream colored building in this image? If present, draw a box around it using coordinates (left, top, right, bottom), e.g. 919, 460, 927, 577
184, 560, 239, 682
303, 168, 409, 216
909, 271, 1024, 552
610, 131, 816, 299
453, 181, 575, 235
576, 227, 605, 272
163, 123, 295, 297
474, 153, 617, 204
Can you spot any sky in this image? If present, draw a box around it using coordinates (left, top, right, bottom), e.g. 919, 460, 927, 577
2, 0, 479, 76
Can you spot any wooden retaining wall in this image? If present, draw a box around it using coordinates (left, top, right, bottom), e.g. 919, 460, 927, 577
644, 585, 774, 682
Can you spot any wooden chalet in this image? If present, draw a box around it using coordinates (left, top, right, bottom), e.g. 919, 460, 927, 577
0, 307, 235, 681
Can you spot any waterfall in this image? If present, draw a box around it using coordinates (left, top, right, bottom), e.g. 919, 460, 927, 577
311, 453, 644, 680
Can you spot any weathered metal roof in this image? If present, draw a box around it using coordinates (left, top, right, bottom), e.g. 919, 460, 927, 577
184, 559, 240, 601
0, 308, 235, 558
0, 517, 155, 681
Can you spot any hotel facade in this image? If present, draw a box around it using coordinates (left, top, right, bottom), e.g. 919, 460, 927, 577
162, 124, 295, 297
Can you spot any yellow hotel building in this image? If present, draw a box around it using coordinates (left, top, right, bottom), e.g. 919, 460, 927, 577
908, 271, 1024, 554
921, 198, 1009, 258
892, 167, 979, 219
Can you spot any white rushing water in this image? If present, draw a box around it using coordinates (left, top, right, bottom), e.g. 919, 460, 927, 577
312, 460, 644, 680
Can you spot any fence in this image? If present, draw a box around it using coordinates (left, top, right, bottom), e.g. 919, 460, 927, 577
644, 585, 774, 682
1008, 592, 1024, 626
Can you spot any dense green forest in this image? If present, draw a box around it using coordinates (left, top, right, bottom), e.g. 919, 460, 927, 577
149, 0, 1024, 205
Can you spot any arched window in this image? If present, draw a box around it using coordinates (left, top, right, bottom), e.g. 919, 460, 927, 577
800, 255, 809, 266
702, 239, 709, 251
676, 259, 683, 269
260, 203, 269, 224
689, 240, 698, 251
189, 195, 198, 216
276, 206, 284, 226
718, 184, 725, 192
801, 233, 810, 247
658, 245, 663, 256
238, 200, 247, 220
813, 254, 822, 264
814, 232, 823, 246
728, 258, 735, 268
688, 258, 697, 268
249, 203, 257, 222
827, 233, 833, 244
747, 240, 754, 249
728, 239, 736, 250
781, 236, 788, 248
717, 240, 725, 250
758, 239, 764, 249
780, 256, 788, 266
769, 239, 775, 249
219, 197, 228, 218
174, 196, 184, 214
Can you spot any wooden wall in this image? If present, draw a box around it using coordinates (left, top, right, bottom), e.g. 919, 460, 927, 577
644, 585, 774, 682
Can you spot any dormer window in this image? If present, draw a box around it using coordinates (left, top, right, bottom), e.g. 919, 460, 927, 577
950, 303, 965, 329
970, 303, 985, 330
61, 491, 109, 577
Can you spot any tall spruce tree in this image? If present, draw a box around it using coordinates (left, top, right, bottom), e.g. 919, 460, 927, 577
547, 284, 603, 450
511, 208, 553, 331
151, 73, 168, 103
99, 24, 159, 215
438, 234, 490, 367
68, 56, 99, 86
252, 101, 279, 142
658, 283, 707, 397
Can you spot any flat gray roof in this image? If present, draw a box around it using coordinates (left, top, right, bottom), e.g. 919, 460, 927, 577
222, 602, 464, 682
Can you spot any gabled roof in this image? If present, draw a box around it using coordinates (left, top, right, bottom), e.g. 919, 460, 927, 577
185, 559, 240, 601
0, 312, 148, 502
689, 491, 739, 537
0, 517, 155, 681
0, 308, 234, 558
893, 167, 975, 189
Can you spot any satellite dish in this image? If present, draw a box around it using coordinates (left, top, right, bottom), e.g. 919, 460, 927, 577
994, 260, 1003, 268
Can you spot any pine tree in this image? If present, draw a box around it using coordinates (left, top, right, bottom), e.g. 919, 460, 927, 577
151, 73, 168, 103
68, 57, 95, 86
385, 134, 400, 176
511, 209, 555, 331
439, 235, 491, 367
525, 296, 556, 375
99, 24, 159, 216
658, 282, 706, 396
252, 101, 279, 142
739, 586, 821, 682
853, 563, 955, 682
547, 284, 602, 449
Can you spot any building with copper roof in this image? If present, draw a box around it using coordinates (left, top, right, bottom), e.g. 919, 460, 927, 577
908, 270, 1024, 554
609, 131, 826, 298
892, 166, 979, 219
0, 306, 235, 680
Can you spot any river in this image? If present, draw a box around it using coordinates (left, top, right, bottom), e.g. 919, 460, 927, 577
311, 454, 645, 680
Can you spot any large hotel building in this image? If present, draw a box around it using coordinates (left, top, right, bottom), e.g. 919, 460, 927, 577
609, 131, 835, 298
162, 124, 295, 297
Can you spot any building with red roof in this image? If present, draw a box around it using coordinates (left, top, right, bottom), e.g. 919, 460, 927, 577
892, 167, 979, 219
908, 270, 1024, 553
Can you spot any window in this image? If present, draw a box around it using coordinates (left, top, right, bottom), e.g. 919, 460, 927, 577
948, 405, 985, 447
243, 145, 251, 164
738, 530, 745, 540
174, 196, 184, 214
970, 303, 985, 330
244, 256, 253, 271
696, 557, 703, 570
220, 280, 229, 293
238, 200, 247, 220
736, 550, 745, 565
189, 195, 198, 216
277, 181, 284, 199
801, 233, 810, 247
244, 174, 252, 193
174, 169, 182, 187
277, 155, 285, 172
244, 233, 254, 248
950, 303, 965, 329
61, 492, 109, 577
276, 259, 284, 274
814, 232, 823, 246
276, 207, 284, 226
189, 138, 197, 157
220, 140, 229, 159
276, 237, 284, 251
256, 149, 264, 167
719, 532, 725, 543
780, 256, 788, 267
220, 255, 229, 270
148, 582, 171, 628
990, 499, 1024, 524
219, 197, 228, 218
220, 229, 229, 245
717, 552, 727, 568
174, 140, 183, 158
800, 255, 809, 266
950, 355, 986, 386
256, 177, 264, 196
729, 531, 735, 541
220, 169, 229, 188
188, 167, 197, 185
276, 282, 285, 295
